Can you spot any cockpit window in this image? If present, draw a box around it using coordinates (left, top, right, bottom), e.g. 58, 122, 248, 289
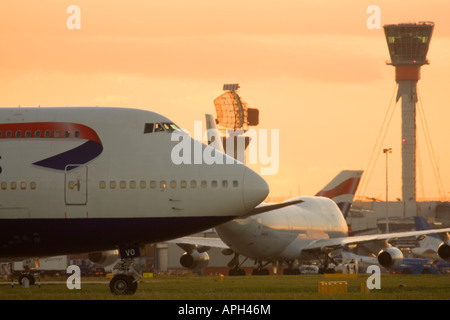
162, 122, 181, 133
144, 123, 154, 134
144, 122, 181, 134
154, 123, 164, 132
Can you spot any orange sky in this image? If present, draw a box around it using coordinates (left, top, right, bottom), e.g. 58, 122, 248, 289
1, 0, 450, 201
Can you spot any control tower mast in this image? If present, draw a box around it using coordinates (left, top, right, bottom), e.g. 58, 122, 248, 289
384, 22, 434, 204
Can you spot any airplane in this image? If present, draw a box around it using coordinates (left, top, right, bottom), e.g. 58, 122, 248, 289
173, 169, 365, 275
0, 106, 276, 294
338, 216, 450, 274
412, 216, 449, 261
169, 114, 450, 276
341, 250, 443, 274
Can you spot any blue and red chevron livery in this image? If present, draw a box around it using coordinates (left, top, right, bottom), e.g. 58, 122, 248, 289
0, 122, 103, 170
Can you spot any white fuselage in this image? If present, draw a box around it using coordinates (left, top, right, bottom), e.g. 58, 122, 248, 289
216, 196, 348, 261
0, 107, 268, 258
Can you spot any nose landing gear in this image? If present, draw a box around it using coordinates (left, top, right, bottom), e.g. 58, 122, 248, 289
109, 255, 142, 295
109, 273, 138, 295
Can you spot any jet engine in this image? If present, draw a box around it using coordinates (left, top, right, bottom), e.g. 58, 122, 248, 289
377, 247, 403, 269
88, 250, 120, 267
438, 243, 450, 262
180, 250, 210, 272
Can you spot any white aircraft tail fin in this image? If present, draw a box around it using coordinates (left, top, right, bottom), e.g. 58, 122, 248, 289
205, 113, 250, 162
205, 114, 225, 153
315, 170, 363, 218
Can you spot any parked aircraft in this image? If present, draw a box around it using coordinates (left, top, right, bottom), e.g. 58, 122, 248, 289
173, 170, 365, 275
412, 216, 447, 261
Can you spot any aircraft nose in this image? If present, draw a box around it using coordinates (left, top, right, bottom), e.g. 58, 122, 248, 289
243, 168, 269, 212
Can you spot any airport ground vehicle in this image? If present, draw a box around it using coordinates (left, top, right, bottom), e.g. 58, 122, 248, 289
12, 256, 69, 277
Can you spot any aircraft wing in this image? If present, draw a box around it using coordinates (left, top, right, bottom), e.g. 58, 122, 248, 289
167, 236, 230, 250
302, 228, 450, 253
243, 199, 304, 217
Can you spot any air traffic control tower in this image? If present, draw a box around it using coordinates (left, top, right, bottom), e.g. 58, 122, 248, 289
384, 22, 434, 204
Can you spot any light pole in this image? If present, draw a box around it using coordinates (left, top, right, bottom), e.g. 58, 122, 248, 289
383, 148, 392, 233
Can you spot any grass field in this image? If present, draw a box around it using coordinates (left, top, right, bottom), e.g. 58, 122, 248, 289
1, 274, 449, 300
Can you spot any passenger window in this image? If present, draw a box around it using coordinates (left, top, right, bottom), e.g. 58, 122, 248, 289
211, 180, 217, 188
222, 180, 228, 188
99, 181, 106, 189
65, 130, 71, 138
1, 182, 6, 190
130, 180, 136, 189
180, 180, 187, 188
45, 130, 51, 137
30, 182, 37, 190
15, 131, 22, 138
150, 180, 156, 189
170, 180, 176, 188
201, 180, 207, 188
120, 181, 126, 189
110, 181, 116, 189
233, 180, 239, 188
74, 131, 80, 138
140, 180, 146, 189
35, 130, 41, 137
25, 130, 32, 137
10, 182, 17, 190
20, 182, 26, 190
160, 180, 166, 189
54, 131, 60, 138
6, 131, 12, 138
144, 123, 154, 134
190, 180, 197, 188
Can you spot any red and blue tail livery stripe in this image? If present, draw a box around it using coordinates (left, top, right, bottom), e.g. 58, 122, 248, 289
314, 170, 363, 219
0, 122, 103, 170
314, 177, 361, 199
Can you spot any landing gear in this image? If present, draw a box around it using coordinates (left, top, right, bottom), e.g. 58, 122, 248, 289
282, 260, 300, 275
252, 268, 269, 275
229, 266, 246, 276
109, 258, 141, 295
109, 274, 138, 295
18, 273, 35, 286
251, 260, 271, 275
227, 253, 248, 276
317, 252, 338, 274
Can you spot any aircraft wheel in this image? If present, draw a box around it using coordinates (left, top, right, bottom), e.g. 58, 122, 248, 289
229, 268, 237, 276
18, 274, 35, 286
128, 275, 138, 294
110, 274, 134, 295
252, 268, 269, 276
229, 267, 246, 276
